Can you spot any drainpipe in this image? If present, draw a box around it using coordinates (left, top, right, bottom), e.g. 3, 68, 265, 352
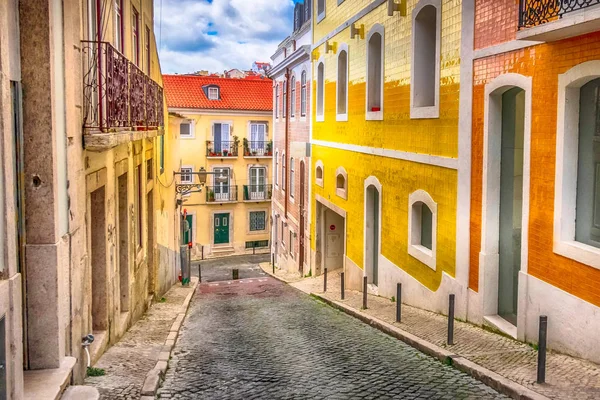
284, 69, 290, 218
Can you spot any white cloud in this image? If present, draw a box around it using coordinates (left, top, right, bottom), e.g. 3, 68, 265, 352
154, 0, 295, 74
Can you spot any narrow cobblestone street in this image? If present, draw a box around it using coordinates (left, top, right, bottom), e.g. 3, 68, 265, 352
159, 259, 508, 399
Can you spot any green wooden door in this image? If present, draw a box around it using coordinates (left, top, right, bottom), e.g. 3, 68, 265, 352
214, 213, 229, 244
182, 215, 193, 245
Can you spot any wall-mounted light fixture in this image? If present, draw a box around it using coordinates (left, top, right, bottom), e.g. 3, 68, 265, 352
388, 0, 407, 16
350, 23, 365, 39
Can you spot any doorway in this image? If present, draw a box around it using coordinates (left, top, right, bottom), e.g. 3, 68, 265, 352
147, 190, 154, 295
299, 161, 306, 273
315, 200, 346, 276
365, 185, 381, 286
91, 186, 108, 332
117, 173, 129, 313
497, 88, 525, 326
214, 213, 230, 244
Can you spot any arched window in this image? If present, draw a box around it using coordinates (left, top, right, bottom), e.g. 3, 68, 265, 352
366, 25, 384, 120
301, 71, 307, 117
291, 76, 296, 118
282, 153, 287, 191
290, 158, 295, 198
337, 45, 349, 119
283, 80, 287, 118
275, 83, 280, 119
411, 0, 441, 119
275, 151, 279, 186
408, 190, 437, 270
316, 62, 325, 120
335, 167, 347, 200
315, 160, 324, 187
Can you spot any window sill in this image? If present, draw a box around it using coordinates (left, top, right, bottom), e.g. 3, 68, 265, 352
316, 179, 323, 187
179, 136, 195, 139
554, 239, 600, 270
336, 113, 348, 122
366, 111, 383, 121
317, 12, 326, 23
316, 115, 324, 122
410, 105, 439, 119
289, 196, 295, 204
408, 244, 436, 271
336, 188, 347, 200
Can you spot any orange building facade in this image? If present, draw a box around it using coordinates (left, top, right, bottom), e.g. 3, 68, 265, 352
466, 0, 600, 362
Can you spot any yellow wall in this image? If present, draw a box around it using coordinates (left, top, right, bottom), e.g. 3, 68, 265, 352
172, 112, 273, 257
311, 0, 461, 291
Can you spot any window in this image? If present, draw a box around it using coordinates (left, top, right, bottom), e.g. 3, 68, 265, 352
114, 0, 124, 52
246, 240, 269, 249
281, 221, 286, 247
315, 161, 324, 187
146, 159, 153, 181
160, 135, 165, 173
301, 71, 307, 117
408, 190, 437, 270
275, 84, 280, 119
336, 167, 347, 199
211, 123, 231, 155
290, 158, 295, 198
291, 76, 296, 118
249, 167, 267, 200
411, 0, 441, 119
135, 165, 143, 248
316, 62, 324, 121
180, 167, 193, 183
275, 151, 279, 186
250, 211, 266, 231
208, 87, 219, 100
282, 153, 287, 191
317, 0, 325, 22
250, 123, 267, 155
132, 7, 140, 66
289, 231, 295, 258
145, 26, 151, 73
337, 46, 349, 119
180, 120, 193, 138
283, 80, 287, 118
366, 25, 384, 120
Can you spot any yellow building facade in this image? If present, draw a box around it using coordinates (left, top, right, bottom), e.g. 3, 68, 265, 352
164, 75, 273, 259
311, 0, 465, 315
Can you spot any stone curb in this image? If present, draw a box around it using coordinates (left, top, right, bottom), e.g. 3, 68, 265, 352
313, 293, 550, 400
259, 262, 302, 284
139, 278, 198, 399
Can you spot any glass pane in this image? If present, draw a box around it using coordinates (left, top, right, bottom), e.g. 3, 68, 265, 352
421, 204, 433, 250
215, 218, 219, 227
223, 217, 227, 227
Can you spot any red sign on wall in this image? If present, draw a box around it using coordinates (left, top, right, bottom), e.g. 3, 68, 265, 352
329, 225, 336, 231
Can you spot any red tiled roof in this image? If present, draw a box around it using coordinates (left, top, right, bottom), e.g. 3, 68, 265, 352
163, 74, 273, 111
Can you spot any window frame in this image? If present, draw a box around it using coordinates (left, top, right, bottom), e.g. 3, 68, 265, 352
316, 60, 325, 122
410, 0, 442, 119
180, 166, 194, 184
336, 44, 349, 121
114, 0, 124, 52
145, 26, 151, 74
366, 24, 384, 121
282, 153, 287, 192
132, 6, 140, 66
249, 211, 267, 232
408, 190, 437, 270
335, 166, 347, 200
179, 119, 194, 139
275, 83, 280, 120
275, 151, 279, 187
301, 70, 308, 117
315, 160, 324, 187
317, 0, 326, 23
290, 158, 295, 199
291, 75, 296, 119
208, 87, 219, 100
283, 80, 287, 118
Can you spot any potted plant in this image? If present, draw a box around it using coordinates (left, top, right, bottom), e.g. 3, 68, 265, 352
266, 140, 273, 156
233, 135, 240, 156
223, 149, 229, 156
208, 190, 215, 201
243, 138, 250, 156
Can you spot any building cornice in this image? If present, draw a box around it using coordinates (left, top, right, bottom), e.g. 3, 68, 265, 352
268, 45, 311, 78
168, 108, 272, 117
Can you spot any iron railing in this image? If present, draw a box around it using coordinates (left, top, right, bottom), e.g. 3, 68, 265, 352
82, 40, 164, 131
243, 184, 273, 201
519, 0, 600, 28
206, 141, 238, 157
243, 141, 273, 157
206, 185, 238, 202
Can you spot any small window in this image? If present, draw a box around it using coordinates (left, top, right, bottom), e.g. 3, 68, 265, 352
281, 221, 286, 247
283, 80, 287, 118
335, 167, 347, 200
180, 120, 193, 138
301, 71, 307, 117
275, 84, 280, 119
408, 190, 437, 270
411, 0, 441, 119
337, 47, 348, 119
315, 161, 324, 187
275, 151, 279, 186
132, 7, 140, 66
146, 159, 153, 181
316, 62, 324, 120
290, 158, 295, 198
180, 167, 193, 183
366, 25, 384, 120
282, 153, 287, 191
250, 211, 266, 231
145, 26, 151, 73
317, 0, 325, 21
289, 231, 295, 259
291, 76, 296, 118
208, 87, 219, 100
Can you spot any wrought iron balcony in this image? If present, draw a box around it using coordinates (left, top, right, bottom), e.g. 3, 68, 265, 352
243, 184, 273, 201
82, 40, 164, 132
206, 186, 238, 203
243, 140, 273, 157
519, 0, 600, 28
206, 141, 238, 158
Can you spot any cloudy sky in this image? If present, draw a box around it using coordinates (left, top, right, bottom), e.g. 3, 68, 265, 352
154, 0, 301, 74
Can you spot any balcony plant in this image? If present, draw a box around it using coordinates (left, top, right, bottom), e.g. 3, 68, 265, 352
266, 140, 273, 156
208, 189, 215, 202
243, 138, 250, 156
223, 149, 229, 156
233, 135, 240, 156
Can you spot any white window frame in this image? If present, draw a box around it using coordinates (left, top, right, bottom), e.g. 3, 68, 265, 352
179, 119, 195, 139
180, 166, 194, 184
410, 0, 441, 119
301, 70, 308, 118
208, 86, 219, 100
275, 151, 279, 187
316, 59, 325, 122
290, 158, 295, 199
317, 0, 326, 23
275, 83, 280, 120
554, 60, 600, 270
408, 190, 437, 270
315, 160, 324, 187
366, 24, 384, 121
291, 75, 296, 119
335, 166, 348, 200
289, 229, 295, 259
282, 153, 287, 192
249, 210, 267, 232
336, 44, 349, 122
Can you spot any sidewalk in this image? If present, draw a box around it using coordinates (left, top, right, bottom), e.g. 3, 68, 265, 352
84, 278, 197, 400
260, 264, 600, 400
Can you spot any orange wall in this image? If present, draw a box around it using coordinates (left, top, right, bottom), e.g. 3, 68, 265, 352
469, 32, 600, 308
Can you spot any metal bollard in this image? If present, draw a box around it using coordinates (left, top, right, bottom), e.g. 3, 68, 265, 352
362, 276, 368, 309
324, 268, 328, 292
272, 253, 275, 274
448, 294, 455, 345
199, 263, 202, 283
341, 272, 345, 300
396, 283, 402, 323
537, 316, 548, 384
232, 269, 239, 280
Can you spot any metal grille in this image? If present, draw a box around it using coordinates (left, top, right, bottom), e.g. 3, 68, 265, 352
519, 0, 600, 28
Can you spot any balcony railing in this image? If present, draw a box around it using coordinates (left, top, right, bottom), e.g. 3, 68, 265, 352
206, 141, 238, 158
243, 141, 273, 157
519, 0, 600, 28
206, 186, 238, 203
243, 184, 273, 201
82, 40, 164, 132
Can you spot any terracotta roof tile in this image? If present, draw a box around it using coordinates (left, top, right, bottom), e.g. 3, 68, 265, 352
163, 74, 273, 111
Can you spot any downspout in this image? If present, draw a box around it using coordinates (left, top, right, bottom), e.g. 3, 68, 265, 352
284, 69, 290, 217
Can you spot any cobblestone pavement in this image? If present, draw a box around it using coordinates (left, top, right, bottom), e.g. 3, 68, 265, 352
159, 268, 508, 399
192, 254, 269, 282
84, 282, 196, 400
276, 267, 600, 400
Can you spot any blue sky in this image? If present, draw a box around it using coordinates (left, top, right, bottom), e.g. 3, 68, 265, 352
154, 0, 303, 74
